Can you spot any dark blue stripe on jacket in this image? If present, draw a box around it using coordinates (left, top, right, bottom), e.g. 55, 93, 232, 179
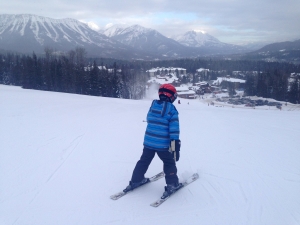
143, 100, 180, 151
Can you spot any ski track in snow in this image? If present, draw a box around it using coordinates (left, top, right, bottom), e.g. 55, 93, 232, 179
10, 134, 84, 225
46, 134, 84, 183
0, 85, 300, 225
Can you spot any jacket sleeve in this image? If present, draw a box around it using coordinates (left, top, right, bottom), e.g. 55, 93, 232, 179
169, 107, 180, 140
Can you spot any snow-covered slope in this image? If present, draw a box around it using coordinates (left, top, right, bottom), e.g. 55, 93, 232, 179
173, 30, 222, 47
0, 14, 140, 58
103, 24, 190, 57
103, 24, 129, 37
255, 39, 300, 52
173, 30, 247, 54
1, 84, 300, 225
240, 39, 300, 63
0, 14, 94, 43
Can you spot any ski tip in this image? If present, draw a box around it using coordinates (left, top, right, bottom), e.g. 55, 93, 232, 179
110, 191, 126, 200
193, 173, 199, 178
150, 173, 199, 207
150, 200, 164, 207
110, 195, 121, 200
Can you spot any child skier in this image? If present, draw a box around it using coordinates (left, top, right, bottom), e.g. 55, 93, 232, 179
123, 84, 181, 198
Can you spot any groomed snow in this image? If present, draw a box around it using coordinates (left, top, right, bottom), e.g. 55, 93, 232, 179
0, 85, 299, 225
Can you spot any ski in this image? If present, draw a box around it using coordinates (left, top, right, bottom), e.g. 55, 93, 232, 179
110, 171, 165, 200
150, 173, 199, 207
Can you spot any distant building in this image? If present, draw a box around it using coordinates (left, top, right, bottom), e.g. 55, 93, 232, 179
196, 68, 209, 75
210, 86, 222, 94
147, 67, 186, 77
85, 65, 107, 71
84, 65, 121, 73
195, 82, 209, 88
291, 72, 300, 78
213, 77, 246, 89
196, 68, 210, 81
147, 73, 179, 86
176, 86, 196, 99
232, 71, 258, 78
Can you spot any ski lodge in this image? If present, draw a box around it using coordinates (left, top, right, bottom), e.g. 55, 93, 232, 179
176, 86, 197, 99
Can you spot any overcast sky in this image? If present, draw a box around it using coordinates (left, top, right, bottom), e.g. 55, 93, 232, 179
2, 0, 300, 44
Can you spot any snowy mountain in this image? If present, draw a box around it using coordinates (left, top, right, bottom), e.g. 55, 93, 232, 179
240, 39, 300, 63
103, 24, 194, 58
102, 24, 128, 37
238, 41, 271, 51
255, 39, 300, 52
1, 84, 300, 225
0, 14, 144, 58
172, 30, 247, 54
2, 14, 293, 60
173, 30, 222, 47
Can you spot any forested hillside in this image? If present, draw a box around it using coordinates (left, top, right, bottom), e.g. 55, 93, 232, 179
1, 48, 299, 103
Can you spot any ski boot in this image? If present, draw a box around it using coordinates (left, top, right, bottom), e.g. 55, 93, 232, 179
123, 178, 150, 193
161, 182, 183, 199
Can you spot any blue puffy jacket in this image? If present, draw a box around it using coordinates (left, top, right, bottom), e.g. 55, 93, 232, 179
143, 100, 180, 151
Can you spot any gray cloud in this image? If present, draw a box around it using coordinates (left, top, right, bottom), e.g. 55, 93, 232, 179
1, 0, 300, 44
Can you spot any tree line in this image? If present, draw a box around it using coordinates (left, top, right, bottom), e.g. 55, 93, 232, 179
244, 70, 300, 104
0, 48, 148, 99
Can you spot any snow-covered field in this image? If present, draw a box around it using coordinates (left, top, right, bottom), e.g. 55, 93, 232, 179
1, 84, 300, 225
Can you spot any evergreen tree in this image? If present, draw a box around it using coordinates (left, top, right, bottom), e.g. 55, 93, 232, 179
288, 77, 300, 103
22, 55, 35, 89
120, 64, 130, 99
245, 75, 257, 96
227, 82, 236, 97
90, 61, 100, 96
43, 47, 54, 91
109, 62, 121, 98
256, 72, 268, 98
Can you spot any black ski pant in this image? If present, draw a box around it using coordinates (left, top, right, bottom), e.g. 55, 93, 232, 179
131, 147, 179, 185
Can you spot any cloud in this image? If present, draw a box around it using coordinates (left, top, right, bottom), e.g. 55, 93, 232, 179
1, 0, 300, 44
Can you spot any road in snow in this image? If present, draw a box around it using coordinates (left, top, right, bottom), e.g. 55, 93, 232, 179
1, 85, 300, 225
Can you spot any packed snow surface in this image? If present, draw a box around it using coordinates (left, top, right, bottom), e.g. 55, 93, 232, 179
0, 85, 300, 225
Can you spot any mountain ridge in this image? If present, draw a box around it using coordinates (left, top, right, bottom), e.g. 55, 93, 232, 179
172, 30, 223, 47
0, 14, 248, 59
102, 24, 249, 56
254, 39, 300, 52
0, 14, 148, 59
1, 14, 298, 61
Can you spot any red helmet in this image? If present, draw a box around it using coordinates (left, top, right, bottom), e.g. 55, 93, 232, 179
158, 84, 177, 103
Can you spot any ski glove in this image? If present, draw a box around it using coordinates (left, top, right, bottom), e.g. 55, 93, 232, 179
170, 140, 181, 161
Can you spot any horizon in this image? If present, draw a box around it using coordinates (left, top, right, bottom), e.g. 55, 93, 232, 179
1, 0, 300, 45
1, 13, 299, 47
